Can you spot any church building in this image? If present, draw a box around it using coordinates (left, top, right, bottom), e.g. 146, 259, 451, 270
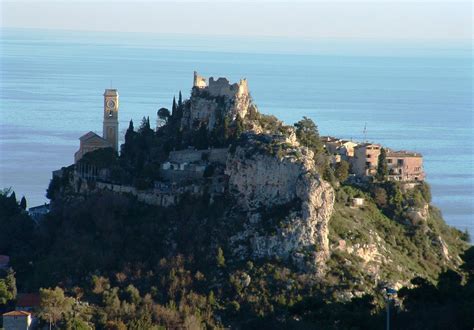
74, 89, 119, 163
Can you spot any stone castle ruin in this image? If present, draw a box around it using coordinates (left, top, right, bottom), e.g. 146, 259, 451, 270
183, 72, 255, 130
193, 71, 249, 99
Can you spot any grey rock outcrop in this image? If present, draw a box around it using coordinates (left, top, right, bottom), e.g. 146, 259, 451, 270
226, 137, 335, 272
406, 204, 429, 225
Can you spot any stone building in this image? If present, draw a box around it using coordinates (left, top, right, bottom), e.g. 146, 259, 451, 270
193, 71, 249, 99
386, 150, 425, 182
28, 204, 49, 223
184, 72, 252, 130
2, 311, 32, 330
193, 71, 207, 88
351, 143, 382, 177
74, 131, 111, 163
349, 143, 425, 182
74, 89, 119, 163
160, 148, 228, 183
338, 140, 358, 158
321, 136, 358, 160
102, 89, 119, 151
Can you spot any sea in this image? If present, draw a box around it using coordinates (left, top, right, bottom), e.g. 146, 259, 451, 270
0, 28, 472, 236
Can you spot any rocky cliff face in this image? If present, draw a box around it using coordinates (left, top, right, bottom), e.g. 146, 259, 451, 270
226, 136, 335, 272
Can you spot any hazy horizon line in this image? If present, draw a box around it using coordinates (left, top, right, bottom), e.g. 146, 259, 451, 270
2, 26, 472, 45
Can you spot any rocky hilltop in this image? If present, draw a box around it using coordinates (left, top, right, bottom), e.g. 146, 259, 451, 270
9, 72, 468, 329
53, 72, 467, 287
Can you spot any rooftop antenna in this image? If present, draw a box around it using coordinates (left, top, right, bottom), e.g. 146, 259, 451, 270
110, 80, 113, 89
363, 122, 367, 143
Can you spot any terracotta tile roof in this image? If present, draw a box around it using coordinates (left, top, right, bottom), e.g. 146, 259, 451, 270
387, 150, 422, 157
3, 310, 31, 317
16, 293, 40, 307
355, 142, 381, 148
79, 131, 105, 142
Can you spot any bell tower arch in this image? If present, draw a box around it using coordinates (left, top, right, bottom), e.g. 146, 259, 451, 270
103, 89, 119, 151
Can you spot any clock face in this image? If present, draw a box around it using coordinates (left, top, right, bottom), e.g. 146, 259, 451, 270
107, 99, 116, 109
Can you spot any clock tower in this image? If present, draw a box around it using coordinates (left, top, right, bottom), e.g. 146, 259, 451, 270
103, 89, 119, 151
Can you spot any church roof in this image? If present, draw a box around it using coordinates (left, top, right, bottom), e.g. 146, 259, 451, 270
79, 131, 108, 143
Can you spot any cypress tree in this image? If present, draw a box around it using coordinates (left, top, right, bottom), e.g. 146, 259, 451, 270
178, 91, 183, 107
172, 96, 177, 115
20, 196, 27, 210
9, 191, 16, 205
235, 114, 244, 139
125, 120, 135, 143
376, 148, 388, 181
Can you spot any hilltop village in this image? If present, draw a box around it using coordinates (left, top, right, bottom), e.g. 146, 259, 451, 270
1, 72, 471, 330
71, 72, 425, 209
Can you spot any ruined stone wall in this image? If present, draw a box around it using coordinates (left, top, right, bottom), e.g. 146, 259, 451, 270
188, 97, 219, 129
186, 72, 253, 130
193, 71, 207, 88
208, 77, 238, 98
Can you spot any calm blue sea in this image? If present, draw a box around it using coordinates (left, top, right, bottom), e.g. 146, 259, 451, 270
0, 28, 472, 235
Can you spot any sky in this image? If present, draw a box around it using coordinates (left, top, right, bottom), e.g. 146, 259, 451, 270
1, 1, 472, 41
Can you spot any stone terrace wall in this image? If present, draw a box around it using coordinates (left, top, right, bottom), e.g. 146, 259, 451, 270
94, 182, 180, 207
160, 169, 204, 183
169, 148, 228, 164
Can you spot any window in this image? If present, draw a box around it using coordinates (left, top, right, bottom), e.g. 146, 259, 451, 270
367, 154, 371, 158
388, 159, 393, 164
397, 159, 404, 166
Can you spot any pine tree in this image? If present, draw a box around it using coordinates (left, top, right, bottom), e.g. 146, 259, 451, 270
294, 117, 323, 153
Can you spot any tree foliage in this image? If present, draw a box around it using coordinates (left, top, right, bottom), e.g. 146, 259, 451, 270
38, 287, 74, 328
334, 160, 350, 182
0, 270, 16, 306
376, 147, 388, 181
294, 116, 323, 153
